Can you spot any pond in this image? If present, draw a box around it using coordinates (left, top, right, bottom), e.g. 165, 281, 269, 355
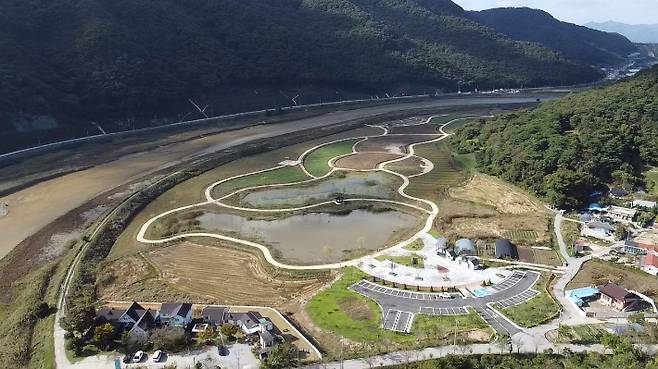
232, 172, 399, 208
197, 207, 420, 264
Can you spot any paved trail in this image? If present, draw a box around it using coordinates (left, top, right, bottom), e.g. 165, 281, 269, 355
136, 116, 469, 270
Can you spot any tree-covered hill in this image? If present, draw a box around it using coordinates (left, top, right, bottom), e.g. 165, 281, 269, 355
0, 0, 601, 153
452, 65, 658, 209
469, 7, 638, 66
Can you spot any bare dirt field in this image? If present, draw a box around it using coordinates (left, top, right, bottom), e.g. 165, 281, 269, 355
435, 175, 551, 243
145, 243, 332, 306
449, 174, 545, 215
355, 135, 430, 154
384, 156, 430, 177
334, 153, 403, 170
388, 125, 441, 135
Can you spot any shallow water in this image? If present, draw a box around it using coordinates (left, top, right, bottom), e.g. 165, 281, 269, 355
238, 172, 396, 207
198, 207, 419, 264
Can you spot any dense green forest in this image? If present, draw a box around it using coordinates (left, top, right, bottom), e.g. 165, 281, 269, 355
0, 0, 601, 152
452, 65, 658, 209
470, 7, 638, 66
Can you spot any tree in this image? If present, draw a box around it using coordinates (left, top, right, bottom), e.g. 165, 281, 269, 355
197, 326, 217, 343
60, 303, 96, 335
615, 224, 629, 241
220, 324, 238, 340
262, 342, 297, 369
149, 327, 187, 352
93, 323, 115, 350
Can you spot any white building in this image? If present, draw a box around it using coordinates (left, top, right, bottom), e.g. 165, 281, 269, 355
632, 200, 657, 209
607, 206, 637, 224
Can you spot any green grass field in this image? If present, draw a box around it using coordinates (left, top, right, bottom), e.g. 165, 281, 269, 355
403, 239, 425, 251
406, 141, 467, 204
501, 275, 559, 328
211, 165, 308, 199
411, 310, 493, 340
303, 139, 359, 177
376, 254, 425, 268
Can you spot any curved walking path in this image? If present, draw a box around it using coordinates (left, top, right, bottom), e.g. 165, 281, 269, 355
136, 116, 467, 270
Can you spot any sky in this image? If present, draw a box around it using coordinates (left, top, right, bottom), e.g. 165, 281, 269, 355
452, 0, 658, 25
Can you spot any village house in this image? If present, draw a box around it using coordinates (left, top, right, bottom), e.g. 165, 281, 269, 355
229, 312, 273, 335
159, 303, 193, 327
598, 282, 646, 312
202, 306, 229, 327
609, 188, 630, 199
96, 302, 158, 342
606, 205, 637, 224
642, 253, 658, 276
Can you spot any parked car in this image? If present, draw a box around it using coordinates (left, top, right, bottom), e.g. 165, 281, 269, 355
152, 350, 164, 362
122, 353, 132, 364
438, 293, 453, 299
132, 351, 145, 363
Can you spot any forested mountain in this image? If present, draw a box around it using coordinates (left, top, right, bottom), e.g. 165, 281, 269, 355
469, 8, 638, 66
452, 65, 658, 209
586, 21, 658, 44
0, 0, 601, 153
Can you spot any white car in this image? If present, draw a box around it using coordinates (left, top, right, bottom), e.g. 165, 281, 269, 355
438, 293, 453, 299
152, 350, 163, 363
132, 351, 145, 363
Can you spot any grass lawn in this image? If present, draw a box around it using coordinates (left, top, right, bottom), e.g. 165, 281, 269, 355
376, 254, 425, 268
305, 267, 397, 343
403, 239, 425, 251
303, 139, 358, 177
211, 165, 308, 198
411, 310, 493, 341
501, 274, 559, 328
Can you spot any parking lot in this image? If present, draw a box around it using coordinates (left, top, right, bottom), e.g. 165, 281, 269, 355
350, 270, 540, 335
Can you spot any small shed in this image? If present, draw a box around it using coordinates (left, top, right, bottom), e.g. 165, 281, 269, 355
494, 239, 518, 260
454, 239, 476, 256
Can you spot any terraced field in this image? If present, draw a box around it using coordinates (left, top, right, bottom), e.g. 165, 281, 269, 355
502, 230, 540, 243
406, 141, 468, 204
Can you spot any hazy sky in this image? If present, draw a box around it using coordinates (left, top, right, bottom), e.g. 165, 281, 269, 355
452, 0, 658, 25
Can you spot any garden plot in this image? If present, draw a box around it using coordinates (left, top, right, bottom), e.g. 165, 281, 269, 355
388, 124, 441, 135
385, 156, 431, 177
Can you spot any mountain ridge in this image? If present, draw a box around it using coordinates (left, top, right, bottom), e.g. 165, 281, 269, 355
469, 7, 638, 66
0, 0, 602, 152
586, 21, 658, 44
